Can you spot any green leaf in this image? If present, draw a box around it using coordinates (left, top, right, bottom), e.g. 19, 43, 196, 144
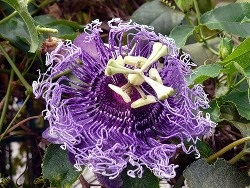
2, 0, 39, 53
131, 0, 184, 35
185, 140, 214, 158
202, 100, 221, 123
43, 144, 82, 188
230, 120, 250, 138
190, 64, 222, 84
34, 15, 56, 25
169, 25, 193, 47
122, 166, 160, 188
182, 38, 219, 66
34, 15, 84, 31
223, 88, 250, 120
50, 24, 77, 40
183, 158, 250, 188
221, 38, 250, 74
200, 3, 250, 38
196, 141, 214, 158
0, 17, 30, 52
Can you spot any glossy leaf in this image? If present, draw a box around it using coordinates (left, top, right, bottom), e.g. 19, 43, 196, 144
201, 3, 250, 38
202, 100, 221, 123
131, 0, 184, 35
0, 17, 30, 52
223, 88, 250, 120
190, 64, 222, 84
221, 38, 250, 74
2, 0, 39, 53
34, 15, 84, 31
43, 144, 82, 188
184, 159, 250, 188
169, 25, 193, 47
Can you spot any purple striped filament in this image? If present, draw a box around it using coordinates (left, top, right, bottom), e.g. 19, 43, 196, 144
33, 18, 215, 180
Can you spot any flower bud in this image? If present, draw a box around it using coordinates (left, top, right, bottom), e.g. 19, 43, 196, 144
174, 0, 193, 13
219, 38, 234, 60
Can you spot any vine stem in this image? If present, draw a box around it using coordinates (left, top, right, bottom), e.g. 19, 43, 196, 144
228, 149, 249, 164
0, 0, 33, 25
204, 41, 219, 55
31, 0, 57, 15
0, 115, 43, 138
0, 94, 31, 142
185, 14, 194, 27
207, 136, 250, 162
193, 0, 201, 24
0, 69, 14, 133
0, 11, 17, 25
0, 44, 33, 93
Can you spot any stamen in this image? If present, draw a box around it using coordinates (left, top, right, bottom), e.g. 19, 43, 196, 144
135, 86, 147, 99
105, 66, 137, 76
149, 68, 163, 84
124, 56, 147, 67
143, 76, 174, 100
140, 42, 168, 72
128, 71, 144, 86
114, 55, 124, 66
105, 58, 138, 76
108, 84, 131, 103
131, 95, 157, 108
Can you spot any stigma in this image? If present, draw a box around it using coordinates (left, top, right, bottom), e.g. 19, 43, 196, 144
104, 42, 174, 108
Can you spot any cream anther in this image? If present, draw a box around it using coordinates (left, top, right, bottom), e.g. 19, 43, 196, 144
108, 84, 131, 103
131, 95, 157, 108
143, 76, 174, 100
128, 71, 144, 86
105, 66, 136, 76
140, 42, 168, 72
105, 58, 137, 76
124, 56, 147, 67
149, 68, 163, 84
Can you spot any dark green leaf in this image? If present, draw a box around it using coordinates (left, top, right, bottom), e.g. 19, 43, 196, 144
0, 17, 30, 52
190, 64, 222, 84
185, 139, 214, 158
200, 3, 250, 38
169, 25, 193, 47
202, 100, 221, 123
48, 20, 83, 31
223, 88, 250, 120
50, 25, 77, 40
221, 38, 250, 74
43, 144, 82, 188
220, 104, 238, 121
122, 166, 159, 188
34, 15, 56, 25
34, 15, 84, 31
2, 0, 39, 53
183, 158, 250, 188
131, 0, 184, 35
195, 140, 215, 158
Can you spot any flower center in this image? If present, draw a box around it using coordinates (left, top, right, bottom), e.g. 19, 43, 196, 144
104, 42, 174, 108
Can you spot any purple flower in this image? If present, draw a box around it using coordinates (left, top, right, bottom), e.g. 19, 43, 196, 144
33, 18, 215, 180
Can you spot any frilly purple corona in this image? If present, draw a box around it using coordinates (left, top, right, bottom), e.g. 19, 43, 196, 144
33, 18, 215, 180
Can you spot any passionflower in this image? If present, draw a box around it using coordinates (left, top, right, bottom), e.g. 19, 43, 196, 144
33, 18, 215, 180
